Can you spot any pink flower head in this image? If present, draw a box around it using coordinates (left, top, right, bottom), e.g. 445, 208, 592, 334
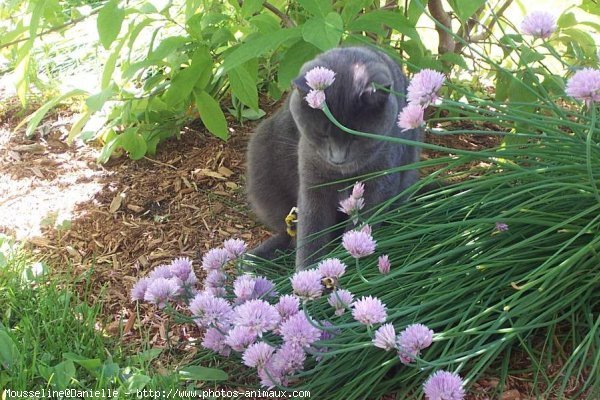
342, 227, 376, 258
373, 323, 397, 351
397, 323, 434, 364
233, 274, 256, 303
407, 69, 445, 107
305, 66, 336, 90
276, 294, 300, 321
143, 277, 179, 308
201, 248, 231, 271
397, 104, 425, 132
352, 295, 387, 326
378, 255, 391, 274
290, 269, 323, 300
169, 257, 197, 286
223, 238, 247, 258
201, 327, 231, 357
253, 276, 277, 298
305, 89, 326, 109
352, 181, 365, 199
148, 264, 173, 280
271, 342, 306, 376
233, 299, 280, 336
279, 313, 322, 349
188, 292, 233, 329
494, 222, 509, 232
520, 11, 557, 39
317, 258, 347, 279
131, 277, 152, 301
565, 68, 600, 107
224, 325, 258, 352
423, 370, 466, 400
328, 289, 354, 316
242, 342, 275, 369
338, 196, 365, 223
205, 270, 227, 288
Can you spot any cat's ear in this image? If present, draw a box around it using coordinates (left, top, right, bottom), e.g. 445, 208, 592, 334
292, 75, 311, 93
360, 82, 390, 109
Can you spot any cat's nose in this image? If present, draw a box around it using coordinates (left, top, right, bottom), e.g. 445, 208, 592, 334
328, 147, 348, 165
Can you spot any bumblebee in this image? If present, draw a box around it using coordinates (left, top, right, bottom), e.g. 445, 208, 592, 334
285, 207, 299, 237
321, 276, 339, 293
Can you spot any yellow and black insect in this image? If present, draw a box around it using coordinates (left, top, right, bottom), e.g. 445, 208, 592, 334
285, 207, 299, 237
321, 276, 339, 293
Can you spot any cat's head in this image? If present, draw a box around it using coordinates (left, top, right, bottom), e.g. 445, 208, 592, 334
289, 46, 403, 169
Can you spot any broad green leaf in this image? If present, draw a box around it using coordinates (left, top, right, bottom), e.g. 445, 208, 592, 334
560, 28, 597, 58
17, 89, 88, 138
341, 0, 372, 25
448, 0, 485, 22
439, 52, 468, 69
86, 86, 115, 113
297, 0, 331, 17
241, 0, 263, 17
67, 112, 92, 144
222, 27, 301, 71
120, 127, 147, 160
164, 47, 212, 106
97, 0, 124, 49
51, 360, 76, 389
579, 1, 600, 15
62, 353, 102, 373
98, 134, 121, 164
407, 0, 427, 24
0, 330, 20, 370
228, 65, 259, 111
123, 36, 188, 79
179, 366, 228, 381
302, 13, 343, 51
194, 90, 228, 140
249, 13, 280, 34
348, 10, 418, 40
557, 12, 577, 28
102, 33, 127, 89
134, 348, 163, 363
495, 68, 511, 102
278, 40, 320, 88
519, 46, 545, 65
126, 373, 151, 391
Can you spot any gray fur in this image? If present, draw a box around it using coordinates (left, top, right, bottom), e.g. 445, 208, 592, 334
246, 46, 422, 270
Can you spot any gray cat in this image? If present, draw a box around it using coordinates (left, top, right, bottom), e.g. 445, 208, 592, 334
246, 46, 422, 270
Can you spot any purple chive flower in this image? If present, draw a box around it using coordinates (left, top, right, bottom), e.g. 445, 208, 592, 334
276, 294, 300, 321
270, 342, 306, 376
397, 104, 425, 132
148, 264, 174, 280
520, 11, 557, 39
223, 238, 247, 258
352, 181, 365, 199
397, 323, 434, 364
565, 68, 600, 107
224, 325, 258, 352
188, 292, 233, 329
338, 196, 365, 222
494, 222, 509, 232
290, 269, 323, 300
201, 328, 231, 357
423, 370, 466, 400
204, 286, 227, 297
352, 296, 387, 326
342, 227, 376, 259
205, 270, 227, 288
318, 258, 347, 279
169, 257, 197, 286
318, 320, 339, 341
233, 275, 256, 303
279, 313, 322, 349
143, 277, 179, 308
243, 342, 275, 369
131, 277, 152, 301
305, 89, 326, 109
407, 69, 445, 107
305, 66, 336, 90
233, 299, 280, 336
253, 276, 277, 298
201, 248, 231, 271
373, 323, 397, 351
378, 255, 391, 275
328, 289, 354, 316
258, 366, 284, 389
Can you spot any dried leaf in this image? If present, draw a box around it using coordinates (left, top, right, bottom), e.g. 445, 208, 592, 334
109, 192, 124, 213
217, 166, 234, 177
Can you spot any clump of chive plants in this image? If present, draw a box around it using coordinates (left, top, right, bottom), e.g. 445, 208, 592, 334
131, 11, 600, 399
